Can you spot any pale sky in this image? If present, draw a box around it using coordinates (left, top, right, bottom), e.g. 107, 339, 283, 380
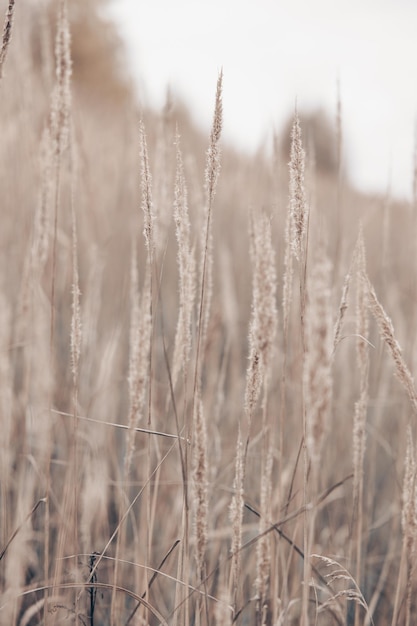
107, 0, 417, 199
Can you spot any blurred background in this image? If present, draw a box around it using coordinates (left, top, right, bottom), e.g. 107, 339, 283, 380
107, 0, 417, 200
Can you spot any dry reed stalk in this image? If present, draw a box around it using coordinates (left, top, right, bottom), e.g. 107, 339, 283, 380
364, 519, 397, 626
282, 176, 294, 338
280, 187, 294, 507
50, 220, 83, 619
255, 442, 274, 625
111, 119, 155, 619
125, 118, 156, 626
172, 130, 196, 392
70, 165, 81, 390
128, 240, 140, 406
0, 0, 16, 80
286, 114, 310, 592
125, 255, 152, 478
392, 427, 417, 626
353, 229, 369, 470
36, 128, 54, 272
45, 0, 72, 363
2, 474, 37, 624
139, 119, 156, 261
0, 293, 12, 548
244, 210, 277, 420
333, 264, 351, 352
14, 125, 54, 422
333, 226, 370, 354
304, 244, 333, 466
195, 70, 223, 380
333, 234, 358, 353
352, 228, 369, 626
47, 0, 72, 348
366, 278, 417, 413
229, 428, 244, 606
240, 209, 277, 622
187, 77, 222, 620
403, 428, 417, 626
173, 508, 190, 626
139, 121, 155, 440
193, 392, 208, 583
46, 4, 72, 616
78, 331, 121, 563
302, 241, 333, 626
306, 132, 317, 220
69, 133, 82, 624
170, 133, 195, 626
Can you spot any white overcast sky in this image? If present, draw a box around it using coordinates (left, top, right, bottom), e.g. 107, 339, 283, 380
107, 0, 417, 199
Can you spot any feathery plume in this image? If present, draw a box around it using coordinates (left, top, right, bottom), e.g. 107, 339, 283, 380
367, 278, 417, 413
334, 226, 366, 353
172, 131, 196, 389
333, 266, 351, 353
288, 110, 308, 262
205, 70, 223, 208
139, 119, 155, 258
245, 210, 278, 417
50, 0, 72, 158
198, 70, 223, 352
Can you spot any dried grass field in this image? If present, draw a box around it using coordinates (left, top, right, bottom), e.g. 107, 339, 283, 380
1, 1, 417, 625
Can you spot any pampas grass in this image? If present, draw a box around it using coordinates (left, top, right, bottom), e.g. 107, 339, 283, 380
245, 209, 278, 421
288, 109, 308, 263
192, 392, 208, 583
195, 68, 223, 376
2, 4, 417, 625
366, 277, 417, 413
172, 130, 196, 393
